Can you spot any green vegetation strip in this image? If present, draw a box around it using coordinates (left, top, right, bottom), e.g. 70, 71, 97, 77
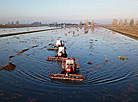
0, 28, 61, 37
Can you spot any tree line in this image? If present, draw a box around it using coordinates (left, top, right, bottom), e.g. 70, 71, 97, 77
79, 19, 95, 26
112, 19, 138, 27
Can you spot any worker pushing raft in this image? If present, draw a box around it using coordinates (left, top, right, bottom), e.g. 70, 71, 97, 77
47, 40, 84, 81
47, 40, 64, 51
51, 58, 84, 81
47, 47, 67, 61
56, 40, 64, 47
55, 47, 67, 57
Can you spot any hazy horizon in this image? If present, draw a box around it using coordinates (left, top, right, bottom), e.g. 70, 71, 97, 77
1, 0, 138, 24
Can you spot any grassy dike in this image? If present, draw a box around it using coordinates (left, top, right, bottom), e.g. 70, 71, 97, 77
0, 28, 61, 37
102, 25, 138, 40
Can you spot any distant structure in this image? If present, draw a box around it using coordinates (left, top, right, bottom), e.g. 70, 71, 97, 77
85, 19, 89, 26
11, 21, 14, 25
51, 22, 58, 26
112, 19, 117, 27
129, 19, 134, 27
91, 20, 95, 26
8, 22, 10, 25
31, 21, 41, 25
16, 20, 19, 25
54, 22, 58, 26
119, 19, 123, 27
124, 18, 127, 27
136, 19, 138, 27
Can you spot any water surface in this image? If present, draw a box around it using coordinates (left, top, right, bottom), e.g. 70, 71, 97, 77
0, 27, 138, 102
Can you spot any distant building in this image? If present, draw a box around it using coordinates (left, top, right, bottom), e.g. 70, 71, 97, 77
31, 21, 41, 25
16, 20, 19, 25
52, 22, 57, 25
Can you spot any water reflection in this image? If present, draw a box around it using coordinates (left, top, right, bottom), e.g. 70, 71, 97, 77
64, 33, 67, 36
79, 26, 82, 30
91, 27, 94, 33
112, 31, 117, 34
84, 26, 89, 34
89, 43, 93, 50
84, 26, 95, 34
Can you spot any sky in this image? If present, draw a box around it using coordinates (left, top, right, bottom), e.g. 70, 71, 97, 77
0, 0, 138, 24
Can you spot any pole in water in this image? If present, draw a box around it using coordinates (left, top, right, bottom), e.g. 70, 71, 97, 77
105, 55, 108, 61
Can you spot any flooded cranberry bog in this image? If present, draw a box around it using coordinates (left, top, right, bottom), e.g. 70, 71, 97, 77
0, 27, 138, 102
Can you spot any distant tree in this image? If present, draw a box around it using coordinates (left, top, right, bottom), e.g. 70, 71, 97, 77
136, 19, 138, 27
91, 20, 95, 26
129, 19, 134, 27
85, 19, 89, 26
79, 21, 82, 25
119, 19, 123, 27
11, 21, 14, 25
112, 19, 117, 27
16, 20, 19, 25
124, 18, 127, 27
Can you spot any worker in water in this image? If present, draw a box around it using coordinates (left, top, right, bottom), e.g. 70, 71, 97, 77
55, 47, 67, 57
56, 40, 64, 47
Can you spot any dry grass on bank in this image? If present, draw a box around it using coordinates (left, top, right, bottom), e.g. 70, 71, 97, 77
103, 26, 138, 40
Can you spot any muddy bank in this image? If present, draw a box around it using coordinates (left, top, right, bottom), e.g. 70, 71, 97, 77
0, 28, 61, 37
0, 24, 49, 28
102, 26, 138, 40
